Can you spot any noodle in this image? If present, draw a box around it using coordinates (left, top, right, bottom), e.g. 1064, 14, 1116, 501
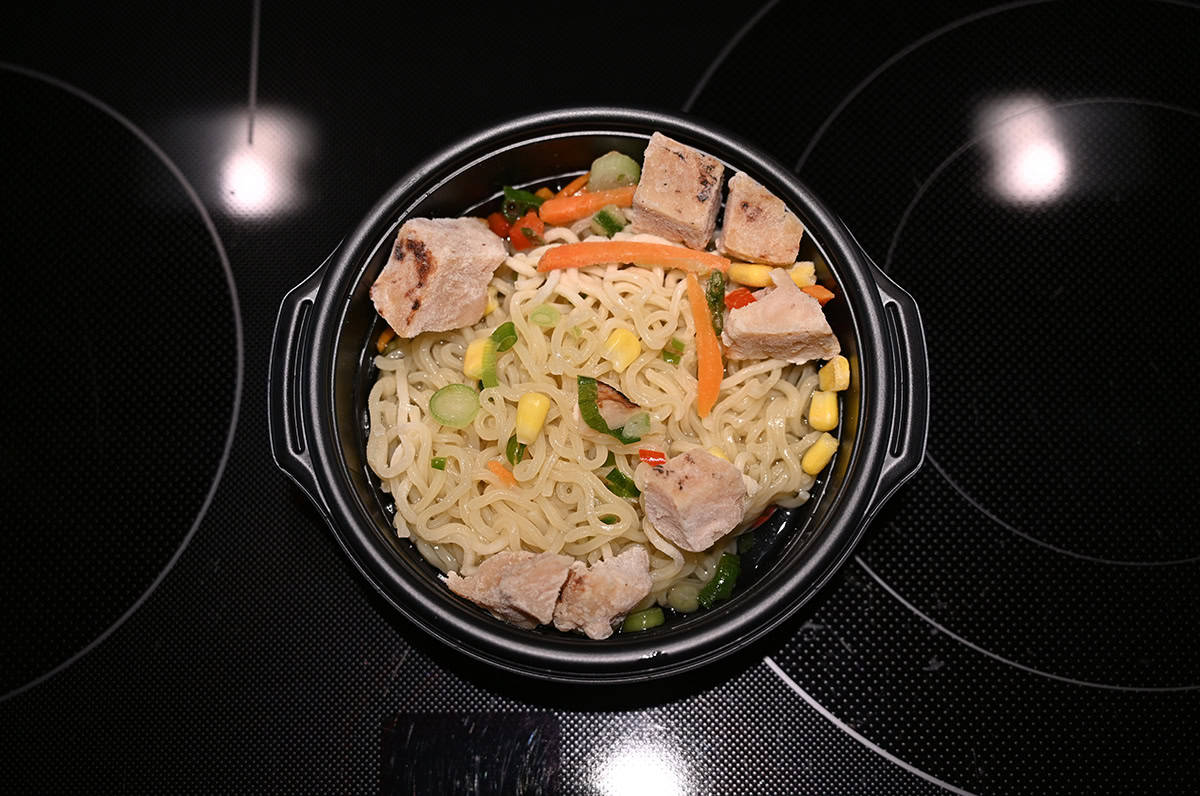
365, 228, 820, 607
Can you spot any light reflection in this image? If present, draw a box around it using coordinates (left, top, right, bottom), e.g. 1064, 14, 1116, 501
976, 95, 1069, 205
594, 740, 687, 796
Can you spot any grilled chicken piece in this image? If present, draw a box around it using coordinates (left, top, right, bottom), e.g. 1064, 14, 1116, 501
722, 269, 841, 364
370, 217, 507, 337
635, 449, 747, 553
718, 172, 805, 265
447, 551, 573, 629
628, 132, 724, 249
552, 546, 653, 640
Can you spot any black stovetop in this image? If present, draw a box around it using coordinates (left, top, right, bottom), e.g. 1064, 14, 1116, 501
3, 2, 1198, 792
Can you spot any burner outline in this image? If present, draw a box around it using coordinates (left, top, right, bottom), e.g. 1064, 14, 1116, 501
884, 96, 1200, 566
0, 62, 244, 703
682, 0, 781, 113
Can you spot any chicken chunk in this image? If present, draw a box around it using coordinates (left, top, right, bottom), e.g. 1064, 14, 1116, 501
635, 449, 747, 553
718, 172, 805, 265
552, 546, 653, 640
628, 132, 724, 249
722, 269, 841, 364
447, 550, 573, 629
370, 217, 507, 337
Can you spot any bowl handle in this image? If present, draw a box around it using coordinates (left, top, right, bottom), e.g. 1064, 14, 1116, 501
268, 250, 338, 518
864, 252, 930, 507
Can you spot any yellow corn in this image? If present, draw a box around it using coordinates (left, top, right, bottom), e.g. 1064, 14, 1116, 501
602, 327, 642, 373
515, 392, 551, 444
708, 446, 729, 461
819, 355, 850, 391
484, 287, 499, 316
808, 390, 839, 431
728, 263, 775, 287
789, 261, 816, 287
463, 337, 489, 380
802, 433, 838, 475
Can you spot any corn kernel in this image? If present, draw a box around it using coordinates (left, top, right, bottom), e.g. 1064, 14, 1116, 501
463, 337, 489, 380
728, 263, 775, 287
808, 390, 839, 432
484, 287, 499, 316
602, 327, 642, 373
789, 261, 816, 287
515, 392, 551, 444
708, 446, 729, 461
802, 432, 838, 475
819, 355, 850, 391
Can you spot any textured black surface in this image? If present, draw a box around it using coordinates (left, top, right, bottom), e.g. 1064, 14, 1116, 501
3, 1, 1199, 793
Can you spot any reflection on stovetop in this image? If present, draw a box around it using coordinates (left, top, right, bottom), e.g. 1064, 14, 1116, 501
2, 1, 1198, 792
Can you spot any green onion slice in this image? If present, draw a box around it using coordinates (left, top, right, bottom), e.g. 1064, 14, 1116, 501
428, 383, 480, 429
661, 337, 684, 365
479, 338, 500, 389
600, 514, 620, 525
490, 321, 518, 352
602, 465, 640, 498
505, 435, 527, 467
577, 376, 645, 444
622, 606, 665, 632
621, 412, 650, 440
697, 553, 741, 609
430, 457, 447, 471
529, 304, 560, 327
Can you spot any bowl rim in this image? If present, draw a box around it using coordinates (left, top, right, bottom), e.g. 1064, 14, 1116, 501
299, 106, 904, 682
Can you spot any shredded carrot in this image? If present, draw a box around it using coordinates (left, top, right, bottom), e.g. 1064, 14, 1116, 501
534, 187, 555, 201
801, 284, 835, 305
486, 460, 519, 487
375, 326, 396, 353
537, 241, 730, 275
555, 172, 590, 198
538, 186, 635, 225
685, 272, 723, 419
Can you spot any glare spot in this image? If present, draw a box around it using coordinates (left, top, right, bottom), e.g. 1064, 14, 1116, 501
222, 149, 274, 214
976, 95, 1070, 205
595, 743, 685, 796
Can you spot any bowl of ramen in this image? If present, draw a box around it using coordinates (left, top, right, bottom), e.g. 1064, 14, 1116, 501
269, 107, 928, 682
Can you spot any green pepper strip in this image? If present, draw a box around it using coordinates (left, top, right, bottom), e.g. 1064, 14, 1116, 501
706, 270, 726, 337
622, 606, 665, 632
697, 553, 741, 609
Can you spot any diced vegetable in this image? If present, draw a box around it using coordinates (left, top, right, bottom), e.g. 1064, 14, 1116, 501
505, 435, 526, 467
556, 172, 590, 198
516, 392, 551, 445
590, 204, 628, 237
697, 553, 740, 609
428, 383, 480, 428
661, 337, 684, 365
705, 270, 726, 336
486, 212, 510, 238
707, 446, 729, 461
801, 284, 835, 305
538, 186, 636, 225
376, 326, 396, 354
577, 376, 646, 444
501, 185, 545, 222
602, 328, 641, 373
621, 606, 665, 632
723, 287, 756, 310
537, 240, 730, 274
463, 337, 491, 380
667, 581, 701, 614
728, 263, 775, 287
620, 412, 650, 440
490, 321, 518, 352
479, 338, 500, 389
789, 261, 816, 287
508, 210, 545, 251
685, 272, 723, 419
819, 355, 850, 391
529, 304, 560, 327
808, 390, 839, 431
431, 456, 447, 471
534, 187, 555, 200
602, 462, 641, 498
638, 449, 667, 467
486, 460, 519, 487
801, 432, 838, 475
588, 151, 641, 191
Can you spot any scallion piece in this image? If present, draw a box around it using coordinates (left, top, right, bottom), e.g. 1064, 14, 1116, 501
430, 457, 447, 471
705, 270, 726, 337
602, 465, 640, 498
697, 553, 740, 609
479, 338, 500, 389
661, 337, 684, 365
621, 412, 650, 440
529, 304, 560, 327
588, 151, 641, 191
428, 383, 480, 429
622, 606, 665, 632
490, 321, 518, 352
505, 435, 527, 467
577, 376, 644, 444
600, 514, 620, 525
590, 204, 627, 237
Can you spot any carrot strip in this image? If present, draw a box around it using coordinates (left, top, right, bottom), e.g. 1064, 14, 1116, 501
685, 272, 723, 419
534, 187, 555, 200
375, 326, 396, 353
555, 172, 590, 198
486, 460, 519, 487
801, 284, 835, 305
537, 241, 730, 275
538, 186, 635, 225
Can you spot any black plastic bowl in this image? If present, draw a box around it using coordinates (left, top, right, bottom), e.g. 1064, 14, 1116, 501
269, 107, 928, 683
